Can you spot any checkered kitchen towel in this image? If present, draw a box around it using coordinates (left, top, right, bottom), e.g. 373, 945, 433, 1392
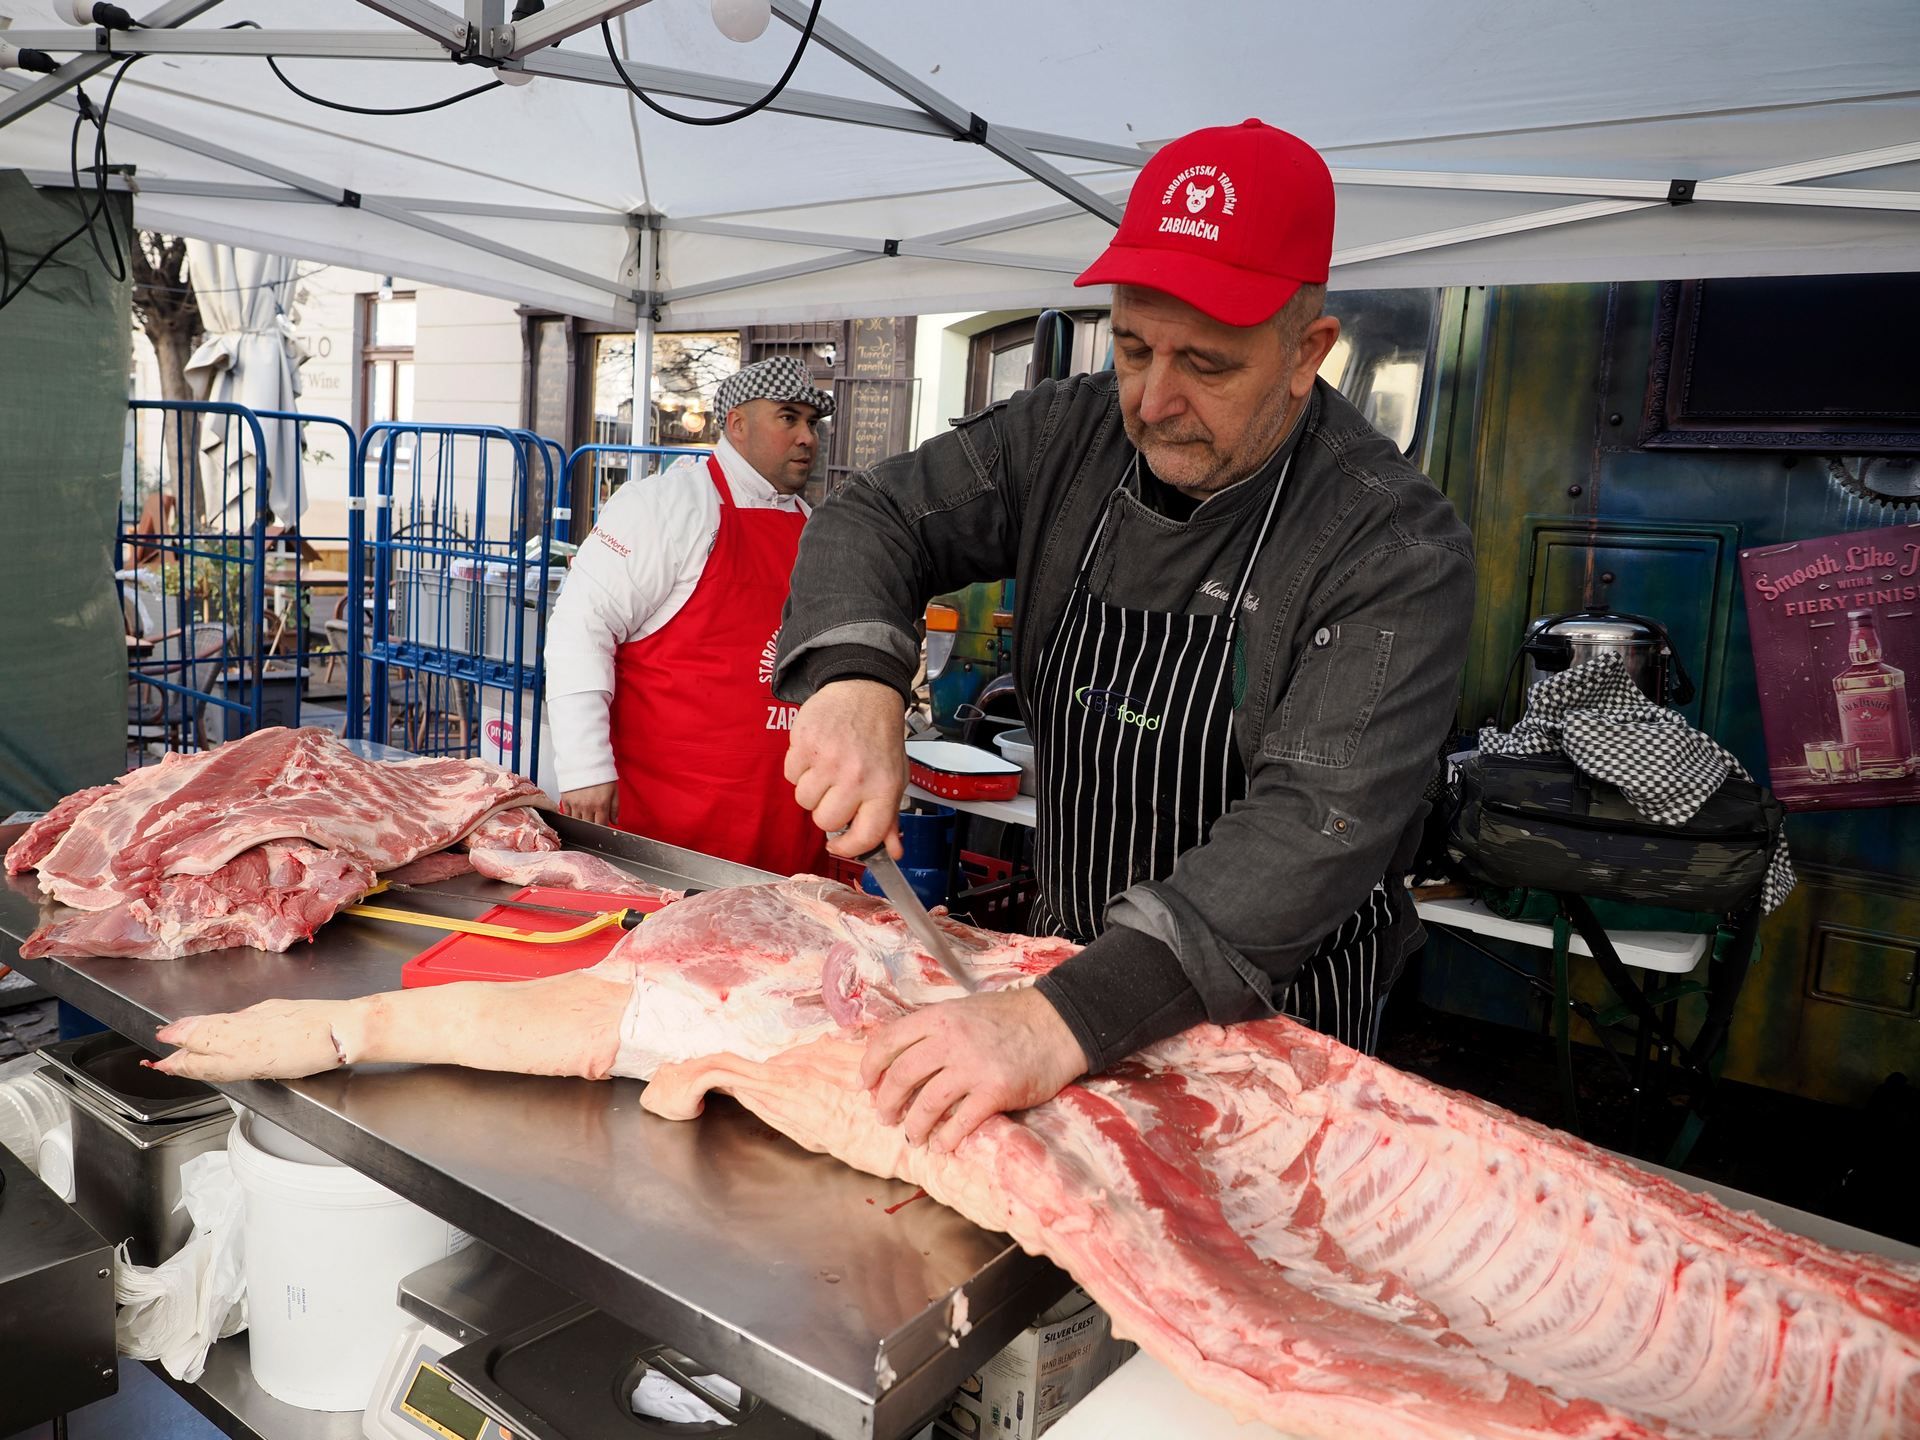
1478, 655, 1795, 913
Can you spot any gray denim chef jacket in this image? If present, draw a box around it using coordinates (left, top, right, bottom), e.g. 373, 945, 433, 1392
773, 371, 1476, 1071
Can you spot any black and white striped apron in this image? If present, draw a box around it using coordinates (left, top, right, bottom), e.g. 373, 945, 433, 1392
1027, 456, 1397, 1054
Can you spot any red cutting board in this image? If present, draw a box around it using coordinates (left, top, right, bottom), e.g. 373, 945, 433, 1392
399, 887, 667, 988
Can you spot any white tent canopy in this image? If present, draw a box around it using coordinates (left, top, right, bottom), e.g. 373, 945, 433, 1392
2, 0, 1916, 329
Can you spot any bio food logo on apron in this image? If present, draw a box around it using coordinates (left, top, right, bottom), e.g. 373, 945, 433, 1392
1074, 685, 1162, 730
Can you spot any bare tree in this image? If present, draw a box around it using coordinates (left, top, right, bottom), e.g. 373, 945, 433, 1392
130, 232, 205, 520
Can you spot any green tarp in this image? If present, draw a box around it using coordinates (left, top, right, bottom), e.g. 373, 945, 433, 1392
0, 172, 131, 813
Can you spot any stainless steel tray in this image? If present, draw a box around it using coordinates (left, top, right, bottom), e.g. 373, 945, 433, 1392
442, 1304, 822, 1440
38, 1031, 229, 1124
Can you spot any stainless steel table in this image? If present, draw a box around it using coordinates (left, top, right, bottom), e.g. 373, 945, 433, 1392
1, 816, 1067, 1440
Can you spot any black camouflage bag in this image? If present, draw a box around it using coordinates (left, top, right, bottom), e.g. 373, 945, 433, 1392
1446, 752, 1783, 913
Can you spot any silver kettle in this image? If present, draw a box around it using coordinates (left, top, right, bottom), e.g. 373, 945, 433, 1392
1520, 607, 1695, 707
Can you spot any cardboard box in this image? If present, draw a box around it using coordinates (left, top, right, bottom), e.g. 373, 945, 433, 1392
932, 1288, 1137, 1440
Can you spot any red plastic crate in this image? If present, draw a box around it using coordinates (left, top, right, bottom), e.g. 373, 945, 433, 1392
959, 850, 1013, 886
826, 856, 867, 889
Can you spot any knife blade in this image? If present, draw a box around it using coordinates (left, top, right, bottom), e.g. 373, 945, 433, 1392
861, 848, 979, 993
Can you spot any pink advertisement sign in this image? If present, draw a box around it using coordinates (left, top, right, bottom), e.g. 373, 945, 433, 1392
1739, 523, 1920, 811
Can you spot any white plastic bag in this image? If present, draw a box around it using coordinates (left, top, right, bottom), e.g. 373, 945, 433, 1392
114, 1149, 249, 1382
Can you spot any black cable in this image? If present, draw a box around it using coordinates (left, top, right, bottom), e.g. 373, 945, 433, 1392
601, 0, 823, 126
264, 53, 501, 115
78, 57, 140, 283
215, 21, 502, 115
0, 58, 138, 311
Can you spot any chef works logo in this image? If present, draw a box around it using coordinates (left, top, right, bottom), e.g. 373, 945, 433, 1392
1158, 164, 1237, 243
592, 528, 631, 559
1074, 685, 1162, 730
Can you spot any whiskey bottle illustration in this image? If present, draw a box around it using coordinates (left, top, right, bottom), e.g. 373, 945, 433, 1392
1832, 608, 1916, 777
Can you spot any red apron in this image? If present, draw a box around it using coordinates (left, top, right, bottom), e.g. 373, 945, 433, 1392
609, 455, 826, 875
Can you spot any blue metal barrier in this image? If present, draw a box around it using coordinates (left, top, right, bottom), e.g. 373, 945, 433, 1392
348, 423, 558, 785
563, 442, 710, 538
121, 401, 360, 765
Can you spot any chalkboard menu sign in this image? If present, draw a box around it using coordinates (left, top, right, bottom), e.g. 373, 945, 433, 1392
850, 316, 898, 378
844, 377, 914, 474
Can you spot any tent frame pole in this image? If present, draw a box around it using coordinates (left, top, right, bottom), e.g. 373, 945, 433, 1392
352, 0, 474, 50
0, 77, 643, 308
2, 28, 457, 59
0, 0, 221, 128
631, 217, 658, 448
502, 0, 655, 57
765, 0, 1123, 226
1335, 140, 1920, 267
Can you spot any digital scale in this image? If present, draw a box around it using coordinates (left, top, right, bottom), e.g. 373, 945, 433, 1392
369, 1247, 823, 1440
365, 1321, 507, 1440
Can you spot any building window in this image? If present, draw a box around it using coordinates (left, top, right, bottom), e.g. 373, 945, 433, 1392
652, 331, 741, 448
964, 311, 1111, 413
361, 292, 416, 429
966, 320, 1037, 413
1320, 288, 1441, 455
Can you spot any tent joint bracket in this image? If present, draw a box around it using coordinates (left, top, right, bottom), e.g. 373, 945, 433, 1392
339, 189, 363, 208
882, 238, 900, 257
1667, 178, 1697, 206
956, 111, 988, 144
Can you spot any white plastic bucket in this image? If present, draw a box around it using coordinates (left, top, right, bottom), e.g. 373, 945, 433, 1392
0, 1071, 67, 1174
227, 1109, 463, 1411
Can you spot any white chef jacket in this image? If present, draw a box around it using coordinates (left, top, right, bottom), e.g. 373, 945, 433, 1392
544, 434, 810, 793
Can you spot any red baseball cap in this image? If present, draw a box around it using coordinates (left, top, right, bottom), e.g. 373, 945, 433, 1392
1075, 119, 1334, 327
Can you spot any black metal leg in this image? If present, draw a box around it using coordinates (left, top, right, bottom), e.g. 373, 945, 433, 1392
1551, 911, 1580, 1133
1628, 991, 1655, 1154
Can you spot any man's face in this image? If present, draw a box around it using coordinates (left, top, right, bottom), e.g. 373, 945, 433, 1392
1111, 285, 1338, 498
729, 398, 821, 495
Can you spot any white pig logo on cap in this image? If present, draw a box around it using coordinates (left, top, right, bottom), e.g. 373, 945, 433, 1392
1184, 181, 1216, 214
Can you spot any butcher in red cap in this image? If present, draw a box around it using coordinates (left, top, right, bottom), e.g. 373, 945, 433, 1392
778, 121, 1475, 1147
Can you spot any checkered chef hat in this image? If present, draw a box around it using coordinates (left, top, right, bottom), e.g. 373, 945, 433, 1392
714, 355, 836, 422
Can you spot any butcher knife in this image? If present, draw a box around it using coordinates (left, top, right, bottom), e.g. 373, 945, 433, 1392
860, 847, 979, 993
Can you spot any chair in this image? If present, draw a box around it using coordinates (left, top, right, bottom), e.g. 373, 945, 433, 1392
319, 591, 353, 688
128, 622, 230, 752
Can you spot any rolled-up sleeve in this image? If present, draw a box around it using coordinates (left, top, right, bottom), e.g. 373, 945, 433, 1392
1047, 537, 1475, 1058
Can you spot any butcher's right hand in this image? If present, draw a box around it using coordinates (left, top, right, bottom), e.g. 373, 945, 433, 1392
148, 999, 353, 1082
561, 782, 618, 828
785, 679, 906, 860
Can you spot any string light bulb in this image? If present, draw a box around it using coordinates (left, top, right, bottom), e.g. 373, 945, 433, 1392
710, 0, 771, 43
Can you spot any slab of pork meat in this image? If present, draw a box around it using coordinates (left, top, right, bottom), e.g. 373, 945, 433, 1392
4, 783, 122, 875
466, 847, 680, 903
580, 882, 1920, 1440
20, 841, 376, 959
9, 728, 553, 959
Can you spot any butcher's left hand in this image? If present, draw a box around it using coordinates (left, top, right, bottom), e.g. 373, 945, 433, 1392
861, 988, 1089, 1152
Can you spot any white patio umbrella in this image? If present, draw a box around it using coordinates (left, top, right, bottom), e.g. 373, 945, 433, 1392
183, 240, 305, 528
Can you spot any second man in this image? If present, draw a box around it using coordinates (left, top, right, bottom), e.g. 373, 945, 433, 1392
545, 355, 833, 875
